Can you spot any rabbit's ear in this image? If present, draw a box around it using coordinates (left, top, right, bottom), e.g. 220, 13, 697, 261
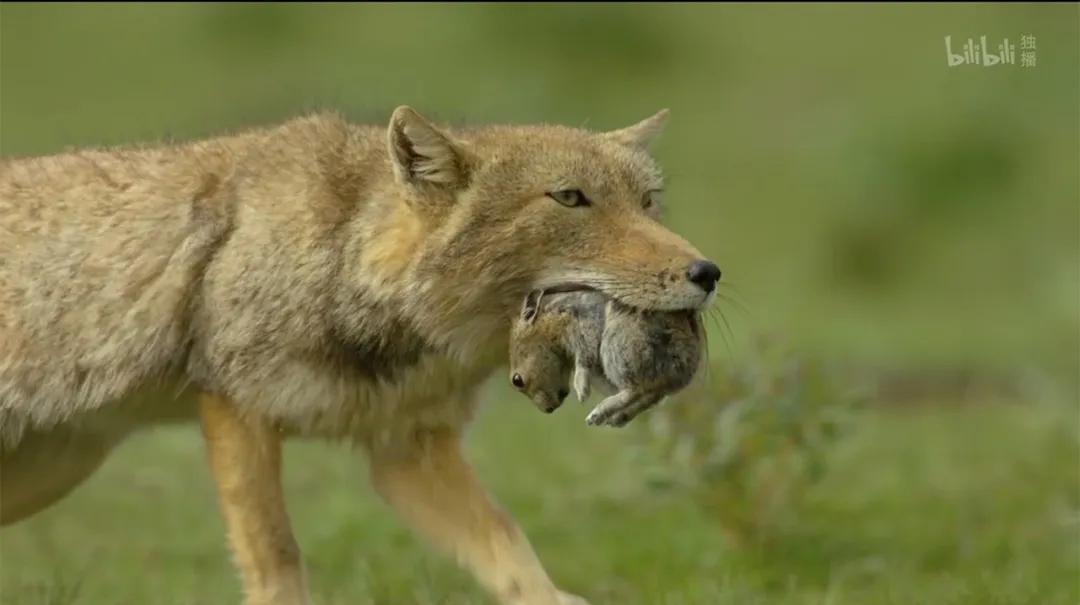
521, 290, 543, 323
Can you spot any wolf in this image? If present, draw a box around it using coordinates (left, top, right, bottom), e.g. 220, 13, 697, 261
0, 106, 722, 605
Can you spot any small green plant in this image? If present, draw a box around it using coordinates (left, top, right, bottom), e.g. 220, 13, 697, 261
637, 337, 865, 547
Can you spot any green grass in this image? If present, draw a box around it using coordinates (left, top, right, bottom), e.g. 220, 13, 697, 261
2, 394, 1075, 605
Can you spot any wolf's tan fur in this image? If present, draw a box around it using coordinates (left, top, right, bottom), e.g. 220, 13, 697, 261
0, 107, 714, 604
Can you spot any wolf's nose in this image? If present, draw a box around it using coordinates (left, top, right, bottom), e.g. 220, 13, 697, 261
687, 260, 722, 293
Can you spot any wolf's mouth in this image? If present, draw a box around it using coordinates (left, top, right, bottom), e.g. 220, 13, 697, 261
538, 282, 597, 295
536, 282, 703, 318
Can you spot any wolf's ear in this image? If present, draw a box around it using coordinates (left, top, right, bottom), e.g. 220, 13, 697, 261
604, 109, 670, 150
387, 106, 468, 188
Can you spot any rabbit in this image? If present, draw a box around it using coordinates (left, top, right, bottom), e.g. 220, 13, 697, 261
508, 289, 702, 427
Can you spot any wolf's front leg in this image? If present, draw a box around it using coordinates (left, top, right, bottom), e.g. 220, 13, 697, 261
200, 394, 311, 605
368, 427, 589, 605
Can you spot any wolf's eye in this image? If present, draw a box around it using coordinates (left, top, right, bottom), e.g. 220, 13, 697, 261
511, 373, 526, 389
547, 189, 591, 208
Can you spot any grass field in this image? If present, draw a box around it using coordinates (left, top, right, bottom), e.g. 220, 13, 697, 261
1, 393, 1076, 605
1, 4, 1077, 605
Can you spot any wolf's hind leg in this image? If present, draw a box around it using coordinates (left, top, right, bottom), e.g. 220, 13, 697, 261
369, 427, 589, 605
200, 394, 310, 605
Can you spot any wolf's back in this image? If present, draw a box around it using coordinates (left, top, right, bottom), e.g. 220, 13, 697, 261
0, 143, 236, 447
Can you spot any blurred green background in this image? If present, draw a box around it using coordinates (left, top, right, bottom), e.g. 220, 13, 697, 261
1, 4, 1077, 605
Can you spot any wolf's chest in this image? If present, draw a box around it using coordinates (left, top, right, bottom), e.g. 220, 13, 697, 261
240, 351, 495, 445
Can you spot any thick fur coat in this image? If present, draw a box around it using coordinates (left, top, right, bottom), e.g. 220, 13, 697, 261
0, 107, 718, 605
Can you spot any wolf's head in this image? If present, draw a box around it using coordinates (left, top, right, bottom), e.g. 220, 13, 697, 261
382, 106, 720, 353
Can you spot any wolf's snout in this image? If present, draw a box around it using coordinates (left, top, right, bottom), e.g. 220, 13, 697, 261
686, 260, 722, 293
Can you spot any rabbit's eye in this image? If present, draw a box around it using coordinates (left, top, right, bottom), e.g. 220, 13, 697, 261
511, 373, 526, 389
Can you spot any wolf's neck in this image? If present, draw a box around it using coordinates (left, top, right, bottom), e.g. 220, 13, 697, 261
331, 201, 512, 377
302, 118, 520, 377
